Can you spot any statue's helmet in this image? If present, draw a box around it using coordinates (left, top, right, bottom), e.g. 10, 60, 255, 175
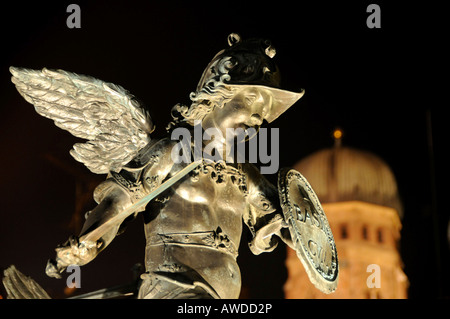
194, 33, 304, 123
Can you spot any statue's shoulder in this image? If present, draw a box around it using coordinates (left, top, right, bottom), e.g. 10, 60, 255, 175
123, 135, 177, 171
240, 162, 265, 186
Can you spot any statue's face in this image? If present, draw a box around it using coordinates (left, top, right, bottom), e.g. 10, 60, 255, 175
202, 87, 272, 141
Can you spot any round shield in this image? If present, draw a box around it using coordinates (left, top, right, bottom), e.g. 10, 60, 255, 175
278, 168, 338, 293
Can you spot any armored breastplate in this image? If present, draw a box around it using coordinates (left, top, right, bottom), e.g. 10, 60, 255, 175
190, 160, 248, 197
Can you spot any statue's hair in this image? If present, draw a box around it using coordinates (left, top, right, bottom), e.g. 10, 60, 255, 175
166, 84, 238, 131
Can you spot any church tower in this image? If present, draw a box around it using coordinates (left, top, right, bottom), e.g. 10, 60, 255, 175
284, 131, 408, 299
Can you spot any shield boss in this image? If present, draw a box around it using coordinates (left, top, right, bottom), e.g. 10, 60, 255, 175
278, 168, 338, 293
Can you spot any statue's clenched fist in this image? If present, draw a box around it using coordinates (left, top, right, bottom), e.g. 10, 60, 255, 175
46, 236, 101, 279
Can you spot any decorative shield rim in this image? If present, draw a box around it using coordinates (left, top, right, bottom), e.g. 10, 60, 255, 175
278, 168, 339, 293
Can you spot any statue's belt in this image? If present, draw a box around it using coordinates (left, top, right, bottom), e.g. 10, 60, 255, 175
147, 229, 238, 258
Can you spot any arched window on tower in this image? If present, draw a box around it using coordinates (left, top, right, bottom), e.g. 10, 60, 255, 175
341, 224, 348, 239
377, 228, 384, 243
362, 225, 368, 240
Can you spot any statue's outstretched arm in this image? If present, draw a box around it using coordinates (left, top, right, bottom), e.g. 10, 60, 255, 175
45, 181, 134, 278
45, 137, 178, 279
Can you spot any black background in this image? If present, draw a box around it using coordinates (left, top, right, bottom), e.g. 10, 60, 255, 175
0, 1, 446, 300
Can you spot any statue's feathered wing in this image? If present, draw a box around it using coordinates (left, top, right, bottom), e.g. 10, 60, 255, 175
2, 265, 51, 299
10, 67, 154, 174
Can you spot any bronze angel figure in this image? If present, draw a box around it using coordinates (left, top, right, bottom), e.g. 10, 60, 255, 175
8, 34, 338, 299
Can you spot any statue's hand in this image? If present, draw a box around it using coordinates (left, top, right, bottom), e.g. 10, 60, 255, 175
56, 235, 100, 266
46, 236, 101, 278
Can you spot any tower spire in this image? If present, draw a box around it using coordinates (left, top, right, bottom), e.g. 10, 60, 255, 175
332, 127, 343, 148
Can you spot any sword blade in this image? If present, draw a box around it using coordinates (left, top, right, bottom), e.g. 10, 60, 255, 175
80, 160, 201, 243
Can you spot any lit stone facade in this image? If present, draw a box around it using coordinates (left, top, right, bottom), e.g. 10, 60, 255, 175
284, 146, 408, 299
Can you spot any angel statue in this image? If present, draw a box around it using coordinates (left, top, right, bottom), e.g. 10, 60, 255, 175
7, 34, 338, 299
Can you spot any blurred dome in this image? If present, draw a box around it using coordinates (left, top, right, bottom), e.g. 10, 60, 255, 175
294, 145, 403, 217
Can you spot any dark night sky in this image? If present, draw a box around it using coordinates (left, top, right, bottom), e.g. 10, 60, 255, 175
0, 1, 447, 300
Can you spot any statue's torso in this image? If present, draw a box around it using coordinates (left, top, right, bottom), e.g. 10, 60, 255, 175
141, 160, 249, 298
